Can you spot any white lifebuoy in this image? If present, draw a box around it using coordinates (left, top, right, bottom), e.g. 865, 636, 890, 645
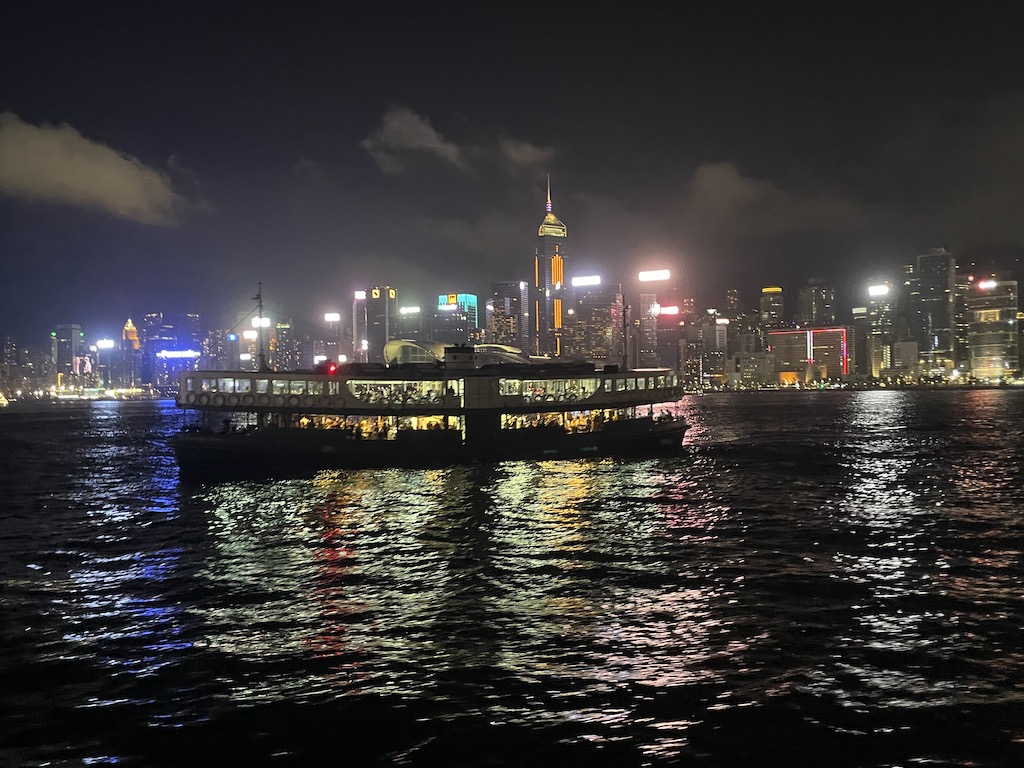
226, 394, 240, 407
316, 396, 330, 407
212, 394, 226, 407
301, 395, 315, 408
184, 392, 197, 404
287, 395, 301, 407
197, 393, 211, 406
257, 394, 270, 407
241, 394, 255, 406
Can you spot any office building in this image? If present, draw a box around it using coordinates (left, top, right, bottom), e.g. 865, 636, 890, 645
967, 278, 1019, 380
487, 281, 528, 348
365, 286, 398, 364
564, 283, 624, 365
797, 279, 836, 326
759, 286, 785, 328
529, 179, 568, 356
911, 248, 956, 375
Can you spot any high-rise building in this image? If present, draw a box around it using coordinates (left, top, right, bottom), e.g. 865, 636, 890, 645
564, 283, 623, 365
967, 277, 1019, 380
911, 248, 956, 376
366, 286, 398, 364
351, 290, 369, 363
487, 281, 528, 348
866, 282, 896, 377
52, 323, 85, 387
395, 306, 425, 341
273, 321, 300, 371
725, 289, 741, 318
431, 304, 473, 345
529, 179, 568, 356
437, 293, 479, 328
759, 286, 784, 328
797, 279, 836, 327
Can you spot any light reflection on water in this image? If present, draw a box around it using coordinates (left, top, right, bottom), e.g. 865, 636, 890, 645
2, 395, 1024, 765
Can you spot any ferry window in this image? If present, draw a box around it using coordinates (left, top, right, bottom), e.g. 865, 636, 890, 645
657, 376, 666, 388
500, 379, 522, 396
255, 379, 269, 394
218, 378, 233, 393
329, 381, 341, 395
200, 378, 215, 392
627, 378, 636, 390
236, 379, 252, 394
638, 377, 647, 390
185, 377, 195, 393
616, 379, 626, 392
604, 379, 612, 393
272, 380, 287, 395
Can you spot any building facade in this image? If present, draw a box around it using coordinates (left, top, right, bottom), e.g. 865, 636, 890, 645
529, 180, 568, 357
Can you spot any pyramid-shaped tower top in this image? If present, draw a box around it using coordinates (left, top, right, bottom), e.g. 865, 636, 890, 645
538, 174, 567, 238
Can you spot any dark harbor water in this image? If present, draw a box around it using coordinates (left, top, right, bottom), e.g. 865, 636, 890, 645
2, 390, 1023, 767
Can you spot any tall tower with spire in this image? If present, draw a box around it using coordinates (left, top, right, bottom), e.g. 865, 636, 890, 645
530, 176, 568, 356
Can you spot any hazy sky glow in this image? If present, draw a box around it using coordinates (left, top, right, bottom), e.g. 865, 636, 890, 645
2, 3, 1023, 340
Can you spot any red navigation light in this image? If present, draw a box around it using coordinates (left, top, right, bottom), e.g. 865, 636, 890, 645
328, 363, 337, 374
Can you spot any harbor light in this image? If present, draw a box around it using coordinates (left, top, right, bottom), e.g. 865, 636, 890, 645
638, 269, 671, 282
868, 284, 890, 297
96, 339, 116, 350
324, 312, 341, 323
242, 330, 258, 340
239, 353, 253, 362
400, 306, 421, 315
354, 290, 367, 300
571, 275, 601, 287
252, 316, 271, 328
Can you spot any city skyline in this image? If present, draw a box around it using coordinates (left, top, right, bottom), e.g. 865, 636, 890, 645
3, 5, 1024, 341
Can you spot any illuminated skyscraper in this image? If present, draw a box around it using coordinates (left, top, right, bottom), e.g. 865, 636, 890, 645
910, 248, 956, 375
797, 278, 836, 326
564, 283, 624, 365
759, 286, 784, 328
366, 285, 398, 364
530, 178, 568, 357
52, 323, 84, 386
351, 290, 368, 362
487, 281, 528, 348
967, 277, 1019, 380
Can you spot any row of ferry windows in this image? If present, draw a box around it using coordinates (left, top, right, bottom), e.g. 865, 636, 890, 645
498, 375, 672, 397
186, 377, 461, 400
187, 374, 676, 397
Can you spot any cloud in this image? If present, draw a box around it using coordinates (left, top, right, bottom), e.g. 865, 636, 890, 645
499, 137, 554, 176
362, 106, 466, 174
0, 112, 185, 225
680, 161, 875, 239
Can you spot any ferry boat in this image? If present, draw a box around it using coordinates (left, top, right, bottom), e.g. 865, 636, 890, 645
172, 345, 687, 479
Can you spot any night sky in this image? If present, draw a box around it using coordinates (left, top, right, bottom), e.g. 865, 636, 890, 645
3, 3, 1023, 341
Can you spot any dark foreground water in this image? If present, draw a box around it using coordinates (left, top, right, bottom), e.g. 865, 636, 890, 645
1, 390, 1023, 767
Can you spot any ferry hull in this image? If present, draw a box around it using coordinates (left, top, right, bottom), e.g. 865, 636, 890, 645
173, 419, 687, 480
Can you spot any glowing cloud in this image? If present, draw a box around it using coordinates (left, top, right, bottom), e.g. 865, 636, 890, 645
0, 112, 184, 225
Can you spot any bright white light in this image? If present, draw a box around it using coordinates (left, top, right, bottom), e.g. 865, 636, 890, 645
978, 279, 998, 291
360, 339, 368, 351
868, 284, 890, 297
312, 354, 326, 365
252, 316, 271, 328
242, 330, 258, 340
338, 355, 348, 363
439, 304, 458, 311
96, 339, 116, 350
400, 306, 421, 315
354, 290, 367, 300
239, 353, 253, 362
155, 350, 202, 359
324, 312, 341, 323
659, 306, 680, 315
571, 275, 601, 287
716, 318, 730, 325
638, 269, 671, 282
